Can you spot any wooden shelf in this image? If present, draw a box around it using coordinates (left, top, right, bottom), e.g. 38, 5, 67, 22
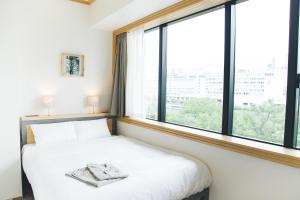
21, 113, 109, 121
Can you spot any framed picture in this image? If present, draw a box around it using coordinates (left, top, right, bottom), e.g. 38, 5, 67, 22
61, 53, 84, 77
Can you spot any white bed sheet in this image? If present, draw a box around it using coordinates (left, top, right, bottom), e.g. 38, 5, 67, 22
23, 136, 212, 200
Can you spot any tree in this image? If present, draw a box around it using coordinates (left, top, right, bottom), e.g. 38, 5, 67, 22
163, 98, 286, 144
67, 56, 79, 75
166, 98, 222, 132
233, 100, 285, 144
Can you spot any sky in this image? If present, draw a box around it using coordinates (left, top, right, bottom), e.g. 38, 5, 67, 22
166, 0, 290, 70
145, 0, 290, 70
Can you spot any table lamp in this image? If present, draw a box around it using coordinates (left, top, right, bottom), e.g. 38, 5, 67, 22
41, 96, 54, 116
87, 95, 99, 114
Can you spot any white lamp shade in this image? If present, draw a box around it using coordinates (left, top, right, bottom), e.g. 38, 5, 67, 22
87, 96, 99, 106
41, 96, 54, 107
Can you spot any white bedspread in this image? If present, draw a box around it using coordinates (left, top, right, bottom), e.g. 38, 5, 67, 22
23, 136, 212, 200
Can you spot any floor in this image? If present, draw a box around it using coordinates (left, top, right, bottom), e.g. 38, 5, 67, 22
14, 193, 33, 200
23, 193, 34, 200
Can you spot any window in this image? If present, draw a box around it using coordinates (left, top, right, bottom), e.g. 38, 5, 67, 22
144, 29, 159, 120
129, 0, 300, 149
232, 0, 290, 144
166, 9, 225, 132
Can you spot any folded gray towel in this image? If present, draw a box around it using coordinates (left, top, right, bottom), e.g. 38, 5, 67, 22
66, 167, 122, 187
66, 167, 99, 187
87, 163, 128, 181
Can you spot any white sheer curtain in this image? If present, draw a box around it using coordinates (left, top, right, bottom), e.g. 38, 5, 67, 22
126, 28, 145, 118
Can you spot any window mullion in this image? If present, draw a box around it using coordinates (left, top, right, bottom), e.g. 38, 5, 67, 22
158, 24, 168, 122
284, 0, 300, 148
222, 2, 236, 135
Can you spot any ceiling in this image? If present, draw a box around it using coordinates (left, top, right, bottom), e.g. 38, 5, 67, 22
69, 0, 183, 31
90, 0, 182, 31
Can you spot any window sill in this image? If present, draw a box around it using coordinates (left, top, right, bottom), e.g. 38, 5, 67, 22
118, 117, 300, 169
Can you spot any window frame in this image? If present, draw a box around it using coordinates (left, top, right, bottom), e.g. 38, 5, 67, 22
143, 0, 300, 149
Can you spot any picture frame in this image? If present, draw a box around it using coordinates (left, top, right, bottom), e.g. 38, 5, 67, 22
61, 53, 84, 77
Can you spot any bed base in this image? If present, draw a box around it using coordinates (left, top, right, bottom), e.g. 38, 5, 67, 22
184, 188, 209, 200
22, 184, 209, 200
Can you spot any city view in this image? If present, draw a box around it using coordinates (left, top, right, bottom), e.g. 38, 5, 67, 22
144, 54, 288, 144
166, 55, 287, 110
164, 55, 287, 144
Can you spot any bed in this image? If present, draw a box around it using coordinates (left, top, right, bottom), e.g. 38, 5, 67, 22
20, 115, 212, 200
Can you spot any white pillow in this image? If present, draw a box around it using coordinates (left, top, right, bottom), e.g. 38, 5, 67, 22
74, 119, 111, 141
31, 122, 77, 145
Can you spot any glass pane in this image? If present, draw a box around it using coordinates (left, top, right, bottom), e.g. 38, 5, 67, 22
233, 0, 290, 144
166, 9, 225, 132
144, 29, 159, 120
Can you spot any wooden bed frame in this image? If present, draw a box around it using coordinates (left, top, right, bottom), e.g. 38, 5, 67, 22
20, 114, 209, 200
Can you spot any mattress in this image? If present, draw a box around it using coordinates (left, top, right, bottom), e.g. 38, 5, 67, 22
22, 136, 212, 200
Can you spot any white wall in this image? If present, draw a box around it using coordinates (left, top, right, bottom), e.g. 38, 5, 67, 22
119, 122, 300, 200
0, 2, 22, 199
0, 0, 112, 199
17, 0, 113, 116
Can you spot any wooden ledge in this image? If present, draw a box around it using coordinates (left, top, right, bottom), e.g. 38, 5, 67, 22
21, 113, 110, 121
119, 117, 300, 169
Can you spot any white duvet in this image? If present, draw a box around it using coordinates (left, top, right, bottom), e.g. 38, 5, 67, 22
23, 136, 212, 200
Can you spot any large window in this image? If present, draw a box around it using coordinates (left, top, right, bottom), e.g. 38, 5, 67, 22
166, 9, 224, 132
232, 0, 290, 144
138, 0, 300, 149
144, 29, 159, 120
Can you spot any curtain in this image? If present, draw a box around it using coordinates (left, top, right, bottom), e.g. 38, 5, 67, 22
126, 28, 145, 118
110, 33, 127, 116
